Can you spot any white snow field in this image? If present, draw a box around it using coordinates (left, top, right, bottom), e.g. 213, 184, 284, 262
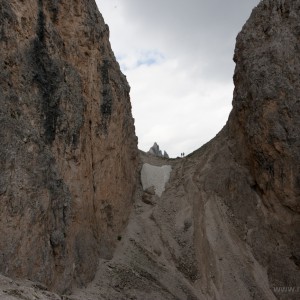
141, 163, 172, 197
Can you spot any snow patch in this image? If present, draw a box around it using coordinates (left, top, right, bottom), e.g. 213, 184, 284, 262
141, 163, 172, 197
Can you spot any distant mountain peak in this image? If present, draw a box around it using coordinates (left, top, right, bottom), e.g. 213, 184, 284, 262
147, 142, 169, 158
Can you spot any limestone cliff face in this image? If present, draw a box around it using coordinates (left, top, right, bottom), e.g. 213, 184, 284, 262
229, 0, 300, 215
224, 0, 300, 293
0, 0, 138, 293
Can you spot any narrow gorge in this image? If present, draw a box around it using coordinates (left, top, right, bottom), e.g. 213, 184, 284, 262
0, 0, 299, 299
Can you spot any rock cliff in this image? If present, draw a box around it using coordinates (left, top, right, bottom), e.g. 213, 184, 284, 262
0, 0, 299, 299
0, 0, 138, 293
228, 0, 300, 292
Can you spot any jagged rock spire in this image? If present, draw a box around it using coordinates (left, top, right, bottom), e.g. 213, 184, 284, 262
148, 142, 169, 158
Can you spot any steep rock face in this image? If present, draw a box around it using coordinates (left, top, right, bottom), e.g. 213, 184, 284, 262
228, 0, 300, 287
230, 0, 300, 214
0, 0, 138, 293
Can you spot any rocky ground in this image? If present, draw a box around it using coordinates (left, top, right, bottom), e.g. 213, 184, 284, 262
1, 145, 297, 299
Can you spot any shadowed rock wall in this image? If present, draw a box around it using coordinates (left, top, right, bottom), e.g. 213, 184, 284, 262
230, 0, 300, 214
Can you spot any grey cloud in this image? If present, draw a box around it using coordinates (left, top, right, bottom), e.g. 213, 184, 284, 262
96, 0, 260, 156
119, 0, 260, 81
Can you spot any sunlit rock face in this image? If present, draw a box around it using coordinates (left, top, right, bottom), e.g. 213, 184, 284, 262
0, 0, 138, 293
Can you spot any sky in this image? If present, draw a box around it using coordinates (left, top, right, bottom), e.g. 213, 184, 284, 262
95, 0, 260, 157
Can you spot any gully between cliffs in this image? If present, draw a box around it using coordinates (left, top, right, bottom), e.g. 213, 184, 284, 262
0, 0, 299, 299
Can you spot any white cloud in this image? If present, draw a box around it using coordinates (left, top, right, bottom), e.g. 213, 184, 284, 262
95, 0, 260, 157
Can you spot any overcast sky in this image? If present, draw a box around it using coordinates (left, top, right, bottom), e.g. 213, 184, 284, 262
95, 0, 260, 157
